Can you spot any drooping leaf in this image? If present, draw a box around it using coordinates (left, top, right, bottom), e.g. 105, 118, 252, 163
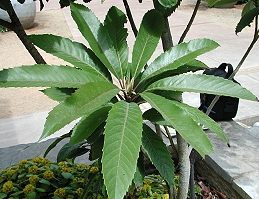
169, 100, 228, 142
102, 101, 143, 199
146, 74, 257, 101
143, 108, 171, 126
43, 131, 72, 158
236, 7, 259, 34
134, 151, 145, 186
141, 92, 214, 157
90, 134, 104, 160
28, 34, 112, 82
0, 65, 102, 88
137, 39, 219, 89
70, 3, 123, 80
41, 88, 76, 102
104, 6, 128, 77
131, 9, 164, 78
40, 81, 119, 140
142, 124, 175, 185
69, 105, 112, 145
57, 142, 89, 162
153, 0, 180, 17
241, 0, 255, 17
158, 0, 178, 7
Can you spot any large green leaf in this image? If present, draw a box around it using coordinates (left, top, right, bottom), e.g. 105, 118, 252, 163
40, 81, 119, 140
141, 92, 214, 157
236, 7, 259, 34
131, 9, 164, 78
28, 34, 111, 82
207, 0, 238, 7
142, 124, 175, 185
104, 6, 128, 77
137, 39, 219, 89
170, 100, 228, 142
0, 65, 102, 88
69, 105, 112, 145
102, 101, 143, 199
146, 74, 257, 101
158, 0, 178, 7
70, 3, 123, 80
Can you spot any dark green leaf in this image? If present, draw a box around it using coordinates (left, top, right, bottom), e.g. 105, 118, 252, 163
35, 188, 46, 193
158, 0, 178, 7
61, 172, 74, 179
241, 0, 255, 17
207, 0, 237, 7
0, 65, 103, 88
90, 135, 104, 160
102, 101, 143, 199
138, 39, 219, 89
57, 142, 89, 162
141, 92, 214, 157
142, 124, 175, 185
70, 3, 124, 80
26, 191, 36, 199
236, 7, 259, 34
28, 34, 111, 82
39, 179, 51, 185
41, 88, 76, 102
43, 132, 72, 158
134, 151, 145, 186
146, 74, 257, 101
0, 193, 7, 199
143, 108, 171, 126
69, 105, 112, 145
131, 9, 164, 78
40, 81, 119, 140
104, 6, 128, 77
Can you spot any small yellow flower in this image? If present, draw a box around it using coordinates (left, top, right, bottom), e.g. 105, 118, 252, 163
29, 175, 39, 184
54, 188, 66, 198
162, 194, 169, 199
58, 162, 66, 167
76, 188, 83, 197
28, 165, 38, 173
31, 157, 43, 163
142, 184, 151, 191
18, 160, 28, 167
61, 167, 71, 173
90, 166, 99, 174
143, 179, 153, 185
41, 158, 51, 164
43, 166, 50, 170
23, 184, 34, 194
43, 170, 54, 180
152, 192, 160, 198
1, 181, 14, 193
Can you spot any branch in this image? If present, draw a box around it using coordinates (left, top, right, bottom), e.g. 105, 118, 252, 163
6, 3, 46, 64
123, 0, 138, 37
178, 0, 201, 44
0, 18, 14, 30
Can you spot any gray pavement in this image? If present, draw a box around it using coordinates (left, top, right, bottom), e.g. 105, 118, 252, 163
1, 0, 259, 198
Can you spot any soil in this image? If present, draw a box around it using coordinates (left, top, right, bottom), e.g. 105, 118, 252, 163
0, 1, 248, 119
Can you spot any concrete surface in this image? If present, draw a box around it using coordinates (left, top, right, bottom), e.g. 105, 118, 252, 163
0, 0, 259, 198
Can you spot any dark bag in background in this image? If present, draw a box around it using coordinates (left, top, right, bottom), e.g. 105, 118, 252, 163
199, 63, 239, 121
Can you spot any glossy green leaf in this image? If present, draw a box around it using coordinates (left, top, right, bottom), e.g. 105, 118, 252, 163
28, 34, 111, 82
57, 142, 89, 162
142, 124, 175, 185
69, 105, 112, 145
143, 108, 171, 126
138, 39, 219, 88
158, 0, 178, 7
241, 0, 255, 17
170, 100, 228, 142
146, 74, 257, 101
41, 88, 76, 102
104, 6, 128, 77
141, 92, 213, 157
131, 9, 164, 78
70, 3, 123, 80
236, 7, 259, 34
0, 65, 102, 88
40, 81, 119, 140
102, 101, 143, 199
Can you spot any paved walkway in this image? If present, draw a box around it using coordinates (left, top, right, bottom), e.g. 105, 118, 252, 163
1, 1, 259, 198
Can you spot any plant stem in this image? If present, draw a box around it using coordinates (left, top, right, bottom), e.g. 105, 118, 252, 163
3, 3, 46, 64
178, 0, 201, 44
161, 16, 174, 50
123, 0, 138, 37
